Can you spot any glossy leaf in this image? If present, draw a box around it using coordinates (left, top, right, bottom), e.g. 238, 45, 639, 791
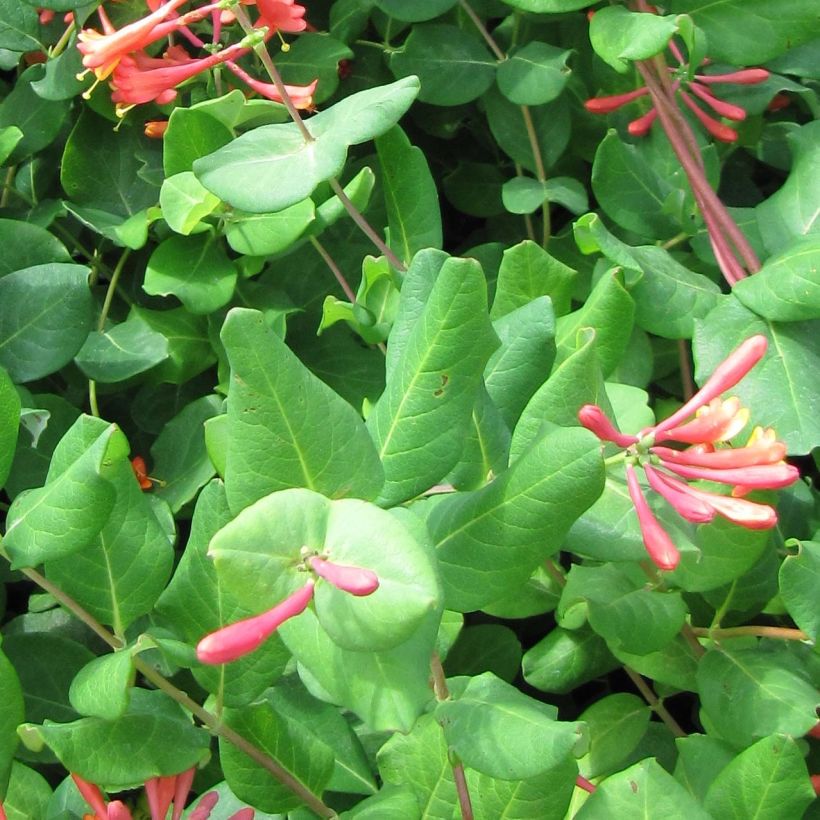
0, 264, 93, 383
367, 256, 498, 506
779, 539, 820, 639
68, 652, 134, 721
0, 366, 20, 489
221, 308, 384, 510
430, 426, 604, 611
497, 42, 572, 105
0, 219, 70, 277
375, 125, 442, 265
194, 78, 420, 213
435, 673, 586, 779
159, 172, 221, 236
590, 7, 680, 73
578, 694, 650, 778
0, 646, 23, 797
225, 199, 315, 256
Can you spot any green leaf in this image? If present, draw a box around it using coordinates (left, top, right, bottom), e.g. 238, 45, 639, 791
376, 125, 442, 265
270, 677, 377, 796
485, 297, 557, 430
510, 327, 610, 460
436, 672, 586, 779
523, 627, 617, 694
156, 481, 291, 706
159, 172, 222, 236
146, 395, 221, 513
555, 270, 635, 375
575, 758, 711, 819
61, 112, 157, 218
145, 234, 238, 315
378, 713, 456, 815
693, 296, 820, 453
756, 121, 820, 254
578, 694, 650, 778
74, 315, 169, 383
443, 162, 505, 218
466, 759, 578, 820
0, 125, 21, 166
429, 426, 604, 611
0, 263, 93, 383
0, 646, 24, 797
0, 0, 41, 52
1, 633, 94, 730
484, 86, 571, 175
43, 417, 173, 632
341, 785, 421, 818
225, 199, 315, 256
280, 602, 440, 732
0, 366, 20, 489
129, 306, 215, 385
779, 539, 820, 639
220, 692, 335, 814
497, 42, 571, 105
3, 416, 127, 568
0, 218, 70, 277
376, 0, 456, 21
697, 644, 819, 747
389, 24, 496, 106
491, 240, 576, 319
500, 0, 590, 10
68, 652, 134, 721
210, 488, 441, 653
21, 690, 210, 787
443, 624, 522, 683
194, 77, 420, 213
275, 32, 354, 105
666, 0, 820, 64
502, 176, 588, 216
704, 735, 815, 819
368, 257, 498, 506
733, 237, 820, 322
0, 66, 69, 163
1, 763, 51, 820
220, 308, 383, 510
673, 734, 735, 802
591, 131, 683, 239
163, 107, 234, 177
590, 7, 680, 73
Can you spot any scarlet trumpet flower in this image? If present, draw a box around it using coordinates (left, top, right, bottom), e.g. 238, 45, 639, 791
579, 335, 799, 571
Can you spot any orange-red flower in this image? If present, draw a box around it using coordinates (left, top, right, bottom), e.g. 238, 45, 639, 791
579, 335, 799, 571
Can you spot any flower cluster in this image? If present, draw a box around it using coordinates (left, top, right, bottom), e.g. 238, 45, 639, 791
579, 336, 799, 570
68, 768, 233, 820
196, 553, 380, 664
585, 42, 769, 142
76, 0, 316, 119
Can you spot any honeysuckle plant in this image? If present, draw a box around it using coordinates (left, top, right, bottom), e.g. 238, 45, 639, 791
0, 0, 818, 818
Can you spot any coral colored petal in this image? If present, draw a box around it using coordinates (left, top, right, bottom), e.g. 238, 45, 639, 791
644, 465, 715, 523
196, 581, 315, 664
578, 405, 639, 447
625, 464, 680, 571
651, 442, 786, 468
145, 776, 176, 820
227, 810, 255, 820
72, 774, 109, 819
627, 107, 658, 137
172, 767, 196, 820
108, 802, 134, 820
189, 792, 220, 820
679, 91, 738, 142
651, 336, 767, 438
658, 460, 800, 490
689, 82, 747, 121
694, 69, 769, 85
584, 85, 650, 114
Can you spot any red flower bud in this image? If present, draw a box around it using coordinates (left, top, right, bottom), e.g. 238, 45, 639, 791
628, 107, 658, 137
72, 774, 109, 819
585, 86, 650, 114
107, 802, 134, 820
695, 69, 769, 85
189, 792, 220, 820
626, 464, 680, 571
680, 91, 738, 142
308, 556, 379, 596
196, 581, 315, 664
689, 83, 747, 121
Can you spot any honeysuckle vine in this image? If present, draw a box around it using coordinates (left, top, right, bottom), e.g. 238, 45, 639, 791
0, 0, 817, 816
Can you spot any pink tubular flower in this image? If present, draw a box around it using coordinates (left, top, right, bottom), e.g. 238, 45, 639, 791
189, 792, 220, 820
145, 775, 176, 820
308, 556, 380, 596
111, 42, 249, 107
584, 86, 650, 114
578, 404, 639, 447
107, 802, 134, 820
224, 59, 317, 109
578, 335, 798, 571
626, 464, 681, 570
77, 0, 190, 78
628, 107, 658, 137
72, 774, 109, 818
196, 580, 315, 665
253, 0, 308, 32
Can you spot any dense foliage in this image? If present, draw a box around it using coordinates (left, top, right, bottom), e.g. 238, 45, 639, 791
0, 0, 818, 818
